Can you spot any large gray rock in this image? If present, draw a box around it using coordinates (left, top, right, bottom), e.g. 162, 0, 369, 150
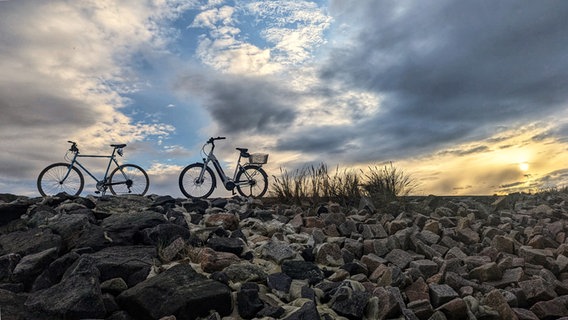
101, 211, 165, 245
25, 256, 105, 319
0, 228, 62, 256
117, 263, 232, 320
47, 213, 107, 252
12, 247, 59, 289
0, 200, 32, 226
83, 245, 156, 286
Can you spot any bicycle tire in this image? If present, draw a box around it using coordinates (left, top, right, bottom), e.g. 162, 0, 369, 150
179, 163, 216, 198
109, 164, 149, 196
37, 163, 84, 197
235, 165, 268, 198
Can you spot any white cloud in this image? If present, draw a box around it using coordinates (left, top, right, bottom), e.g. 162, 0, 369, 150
190, 0, 331, 74
0, 0, 187, 182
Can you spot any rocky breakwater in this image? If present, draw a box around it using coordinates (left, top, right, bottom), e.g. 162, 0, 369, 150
2, 192, 568, 319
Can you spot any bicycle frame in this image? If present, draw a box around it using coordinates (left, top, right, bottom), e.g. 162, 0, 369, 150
201, 150, 248, 191
63, 148, 124, 187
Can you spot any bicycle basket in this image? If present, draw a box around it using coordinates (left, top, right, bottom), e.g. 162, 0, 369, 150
249, 153, 269, 164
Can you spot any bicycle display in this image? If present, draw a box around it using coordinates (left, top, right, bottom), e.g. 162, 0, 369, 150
179, 136, 269, 198
37, 141, 149, 196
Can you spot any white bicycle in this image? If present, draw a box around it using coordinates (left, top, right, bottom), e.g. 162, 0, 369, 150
178, 137, 269, 198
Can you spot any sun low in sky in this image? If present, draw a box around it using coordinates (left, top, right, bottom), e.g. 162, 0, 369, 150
1, 0, 568, 196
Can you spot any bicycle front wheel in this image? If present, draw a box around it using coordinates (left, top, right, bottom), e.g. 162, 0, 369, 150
235, 165, 268, 198
109, 164, 149, 196
37, 163, 84, 197
179, 163, 216, 198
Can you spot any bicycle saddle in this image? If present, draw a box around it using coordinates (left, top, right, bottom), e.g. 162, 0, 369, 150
111, 144, 127, 148
236, 148, 248, 152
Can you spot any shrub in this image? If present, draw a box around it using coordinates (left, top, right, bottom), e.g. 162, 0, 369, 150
271, 162, 417, 207
361, 162, 418, 203
270, 163, 361, 206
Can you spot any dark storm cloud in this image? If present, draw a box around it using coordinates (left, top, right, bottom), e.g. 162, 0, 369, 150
315, 0, 568, 159
276, 125, 356, 154
175, 71, 296, 134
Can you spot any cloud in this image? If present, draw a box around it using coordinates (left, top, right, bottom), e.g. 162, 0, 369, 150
0, 0, 185, 184
316, 0, 568, 159
174, 70, 297, 134
190, 0, 331, 74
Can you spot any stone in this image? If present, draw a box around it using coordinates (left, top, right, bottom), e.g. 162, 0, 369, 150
385, 248, 413, 269
197, 247, 241, 273
117, 263, 232, 320
159, 237, 187, 262
482, 289, 517, 320
206, 236, 245, 256
405, 277, 430, 302
260, 240, 297, 263
31, 251, 80, 292
360, 253, 386, 273
407, 299, 434, 319
315, 242, 344, 267
0, 228, 62, 256
372, 286, 402, 319
409, 259, 439, 279
281, 260, 324, 285
492, 235, 516, 254
529, 295, 568, 319
140, 223, 191, 246
101, 277, 129, 295
330, 285, 371, 319
0, 201, 30, 226
455, 227, 480, 245
84, 245, 156, 287
518, 246, 553, 268
237, 282, 264, 319
0, 253, 21, 282
101, 210, 165, 245
429, 284, 459, 308
518, 278, 557, 305
285, 300, 320, 320
204, 213, 239, 231
436, 298, 468, 320
488, 267, 525, 288
25, 261, 105, 319
12, 247, 59, 289
223, 262, 267, 283
469, 262, 502, 282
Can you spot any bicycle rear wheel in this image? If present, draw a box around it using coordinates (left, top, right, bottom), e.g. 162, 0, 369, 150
37, 163, 84, 196
109, 164, 149, 196
235, 165, 268, 198
179, 163, 216, 198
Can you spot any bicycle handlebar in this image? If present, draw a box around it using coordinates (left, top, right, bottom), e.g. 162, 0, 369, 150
207, 136, 226, 144
67, 140, 79, 152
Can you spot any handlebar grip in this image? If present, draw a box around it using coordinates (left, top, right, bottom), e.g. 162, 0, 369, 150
208, 136, 226, 143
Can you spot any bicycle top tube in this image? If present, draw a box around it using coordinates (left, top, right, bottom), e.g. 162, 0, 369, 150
67, 141, 126, 158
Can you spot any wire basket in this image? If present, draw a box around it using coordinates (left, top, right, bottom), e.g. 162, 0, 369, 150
249, 153, 269, 164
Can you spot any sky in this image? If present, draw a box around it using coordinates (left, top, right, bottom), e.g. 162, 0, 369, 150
1, 0, 568, 197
